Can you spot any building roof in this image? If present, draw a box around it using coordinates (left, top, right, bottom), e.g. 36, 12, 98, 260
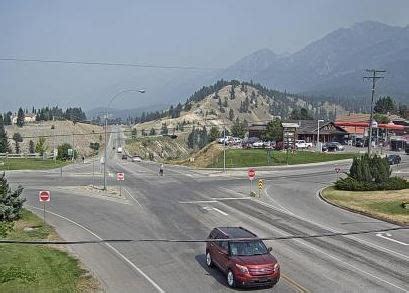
287, 120, 348, 135
336, 113, 370, 123
248, 125, 267, 131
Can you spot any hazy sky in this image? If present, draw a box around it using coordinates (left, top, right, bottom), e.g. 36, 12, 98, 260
1, 0, 408, 111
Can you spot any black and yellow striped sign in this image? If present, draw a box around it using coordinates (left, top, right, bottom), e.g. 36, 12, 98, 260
258, 179, 264, 190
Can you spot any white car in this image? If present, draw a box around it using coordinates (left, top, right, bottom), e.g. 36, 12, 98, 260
252, 141, 264, 148
218, 136, 232, 144
231, 137, 242, 144
295, 140, 312, 149
132, 156, 142, 162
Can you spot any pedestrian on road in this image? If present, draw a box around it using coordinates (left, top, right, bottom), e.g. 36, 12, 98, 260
159, 164, 164, 176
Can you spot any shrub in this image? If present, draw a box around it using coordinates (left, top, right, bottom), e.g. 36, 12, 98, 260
335, 176, 409, 191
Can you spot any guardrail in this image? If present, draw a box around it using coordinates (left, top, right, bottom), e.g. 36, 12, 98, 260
0, 153, 54, 159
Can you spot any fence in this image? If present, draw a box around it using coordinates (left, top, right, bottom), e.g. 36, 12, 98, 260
0, 153, 54, 159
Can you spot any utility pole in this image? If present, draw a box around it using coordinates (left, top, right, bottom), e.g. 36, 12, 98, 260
363, 69, 385, 155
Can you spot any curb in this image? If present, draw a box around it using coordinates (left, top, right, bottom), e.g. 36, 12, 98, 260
193, 158, 354, 171
318, 187, 405, 227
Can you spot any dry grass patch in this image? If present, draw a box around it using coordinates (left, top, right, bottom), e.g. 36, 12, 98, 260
322, 186, 409, 225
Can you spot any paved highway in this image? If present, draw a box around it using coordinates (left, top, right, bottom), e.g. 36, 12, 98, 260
6, 130, 409, 292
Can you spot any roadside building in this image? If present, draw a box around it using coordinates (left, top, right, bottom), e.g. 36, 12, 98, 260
290, 120, 348, 144
11, 113, 37, 124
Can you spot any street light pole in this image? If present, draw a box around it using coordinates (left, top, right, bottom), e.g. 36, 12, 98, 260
103, 89, 145, 191
317, 119, 324, 152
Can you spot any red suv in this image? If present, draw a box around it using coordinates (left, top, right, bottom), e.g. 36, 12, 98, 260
206, 227, 280, 288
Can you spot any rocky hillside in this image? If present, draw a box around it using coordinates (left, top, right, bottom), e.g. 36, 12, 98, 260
131, 80, 346, 134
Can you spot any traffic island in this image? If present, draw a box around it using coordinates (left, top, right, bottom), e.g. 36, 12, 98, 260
320, 186, 409, 226
0, 209, 100, 292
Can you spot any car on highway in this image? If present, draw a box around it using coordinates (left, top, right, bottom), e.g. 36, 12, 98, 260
295, 140, 313, 149
324, 142, 344, 152
132, 155, 142, 162
386, 154, 401, 165
206, 227, 280, 288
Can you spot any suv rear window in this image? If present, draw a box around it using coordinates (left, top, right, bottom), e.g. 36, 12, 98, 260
229, 240, 268, 256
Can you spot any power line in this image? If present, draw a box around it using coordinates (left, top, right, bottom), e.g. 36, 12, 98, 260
0, 57, 222, 71
1, 226, 407, 245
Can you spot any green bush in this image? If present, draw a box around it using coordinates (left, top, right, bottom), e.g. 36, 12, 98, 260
335, 176, 409, 191
334, 154, 407, 191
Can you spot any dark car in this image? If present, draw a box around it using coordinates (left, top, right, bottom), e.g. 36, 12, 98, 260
354, 139, 364, 147
405, 143, 409, 155
386, 154, 401, 165
206, 227, 280, 288
121, 154, 127, 160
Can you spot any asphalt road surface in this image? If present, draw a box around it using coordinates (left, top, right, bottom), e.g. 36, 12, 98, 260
6, 129, 409, 292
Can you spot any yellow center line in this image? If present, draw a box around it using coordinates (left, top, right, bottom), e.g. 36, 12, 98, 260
281, 272, 310, 293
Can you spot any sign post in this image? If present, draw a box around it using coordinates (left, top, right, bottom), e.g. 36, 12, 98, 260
38, 190, 50, 225
116, 172, 125, 196
248, 168, 256, 194
258, 179, 264, 197
335, 167, 341, 180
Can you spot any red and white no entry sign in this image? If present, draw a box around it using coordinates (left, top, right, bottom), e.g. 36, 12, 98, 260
248, 168, 256, 181
117, 172, 125, 181
39, 190, 50, 202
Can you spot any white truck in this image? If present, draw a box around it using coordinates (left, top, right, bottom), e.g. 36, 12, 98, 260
117, 147, 123, 153
295, 140, 313, 149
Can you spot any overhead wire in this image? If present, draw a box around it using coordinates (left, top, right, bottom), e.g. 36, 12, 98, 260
0, 226, 407, 245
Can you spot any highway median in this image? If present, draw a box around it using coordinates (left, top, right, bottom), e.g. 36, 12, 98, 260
320, 186, 409, 226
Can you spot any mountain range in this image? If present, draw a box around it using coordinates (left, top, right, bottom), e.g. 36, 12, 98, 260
91, 21, 409, 119
221, 21, 409, 103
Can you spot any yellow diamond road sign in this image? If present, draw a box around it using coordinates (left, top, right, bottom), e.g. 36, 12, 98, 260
258, 179, 264, 190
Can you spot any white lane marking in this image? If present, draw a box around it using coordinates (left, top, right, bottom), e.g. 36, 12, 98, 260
255, 197, 409, 261
218, 187, 409, 290
217, 202, 408, 292
179, 200, 218, 204
123, 187, 143, 208
211, 197, 252, 201
212, 207, 228, 216
202, 206, 228, 216
376, 233, 409, 246
27, 205, 165, 293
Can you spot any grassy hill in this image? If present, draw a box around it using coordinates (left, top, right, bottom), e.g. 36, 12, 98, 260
5, 121, 104, 157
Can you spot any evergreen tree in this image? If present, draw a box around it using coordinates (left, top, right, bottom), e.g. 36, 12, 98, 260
230, 85, 235, 100
223, 97, 228, 107
229, 108, 234, 121
0, 172, 26, 221
262, 118, 283, 141
231, 118, 246, 138
160, 123, 168, 135
374, 96, 396, 114
0, 115, 10, 153
29, 140, 35, 154
209, 126, 220, 142
12, 133, 23, 154
4, 112, 12, 125
17, 107, 25, 127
